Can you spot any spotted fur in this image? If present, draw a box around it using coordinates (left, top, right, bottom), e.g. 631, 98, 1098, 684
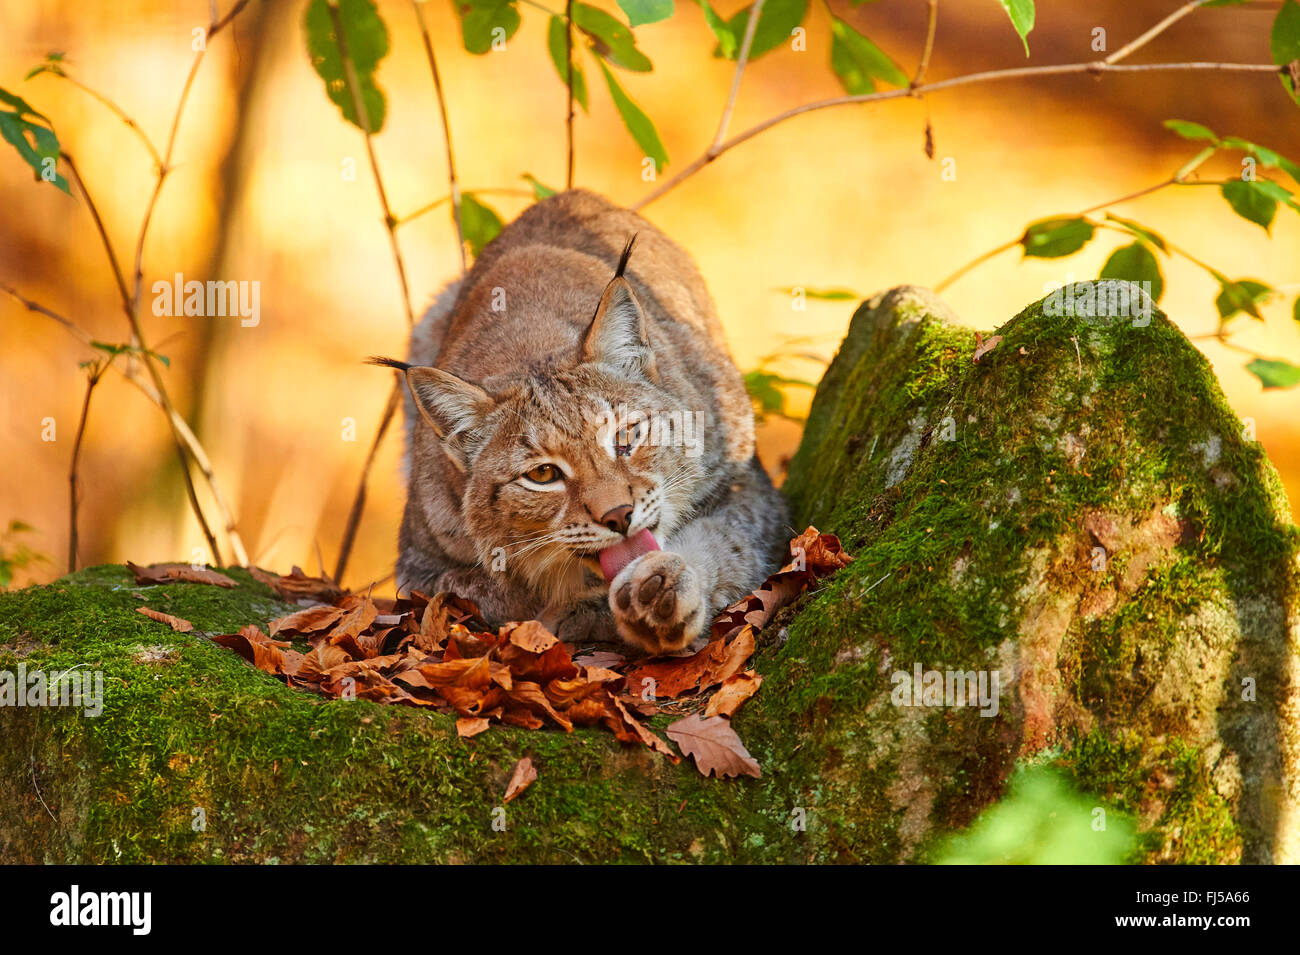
388, 190, 788, 654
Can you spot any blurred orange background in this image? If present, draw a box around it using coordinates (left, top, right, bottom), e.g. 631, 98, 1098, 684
2, 0, 1298, 590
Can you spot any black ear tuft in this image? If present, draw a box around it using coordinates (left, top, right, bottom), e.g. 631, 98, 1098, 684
615, 233, 637, 279
367, 356, 411, 372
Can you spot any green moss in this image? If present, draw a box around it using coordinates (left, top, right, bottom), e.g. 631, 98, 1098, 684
779, 285, 1298, 863
3, 284, 1295, 864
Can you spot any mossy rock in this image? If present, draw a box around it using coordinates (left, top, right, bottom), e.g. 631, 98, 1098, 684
2, 286, 1297, 863
783, 285, 1300, 864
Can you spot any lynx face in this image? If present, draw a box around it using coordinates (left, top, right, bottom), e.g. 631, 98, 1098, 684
390, 237, 709, 615
460, 367, 705, 600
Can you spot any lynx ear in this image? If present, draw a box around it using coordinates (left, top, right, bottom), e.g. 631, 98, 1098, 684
582, 236, 657, 379
404, 366, 493, 440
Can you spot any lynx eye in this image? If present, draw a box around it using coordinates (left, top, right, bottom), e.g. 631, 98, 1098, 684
522, 463, 563, 485
615, 420, 645, 456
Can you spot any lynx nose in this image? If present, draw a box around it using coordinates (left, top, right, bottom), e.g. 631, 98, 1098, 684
599, 504, 634, 535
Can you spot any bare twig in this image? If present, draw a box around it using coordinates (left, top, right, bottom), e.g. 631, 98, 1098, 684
325, 0, 416, 327
41, 73, 162, 168
934, 150, 1219, 293
326, 0, 419, 584
632, 59, 1279, 210
566, 0, 576, 188
69, 359, 110, 573
711, 0, 766, 154
3, 284, 246, 548
411, 0, 467, 273
397, 187, 532, 227
61, 154, 131, 313
65, 2, 253, 566
912, 0, 939, 88
1104, 0, 1208, 66
333, 382, 401, 584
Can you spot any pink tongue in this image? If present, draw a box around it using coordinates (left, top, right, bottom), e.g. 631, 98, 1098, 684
598, 529, 659, 583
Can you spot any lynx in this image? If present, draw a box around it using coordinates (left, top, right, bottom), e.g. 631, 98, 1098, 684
374, 190, 788, 655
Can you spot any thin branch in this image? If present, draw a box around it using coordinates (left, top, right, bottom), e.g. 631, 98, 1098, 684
325, 0, 416, 327
43, 73, 162, 168
411, 0, 467, 273
69, 360, 109, 573
632, 59, 1281, 210
3, 285, 244, 543
1104, 0, 1208, 66
333, 381, 401, 584
120, 0, 252, 565
912, 0, 939, 88
327, 0, 419, 584
565, 0, 576, 188
397, 187, 533, 227
61, 153, 131, 313
711, 0, 766, 154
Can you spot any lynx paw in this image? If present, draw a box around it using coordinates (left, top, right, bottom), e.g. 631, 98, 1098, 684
609, 550, 706, 655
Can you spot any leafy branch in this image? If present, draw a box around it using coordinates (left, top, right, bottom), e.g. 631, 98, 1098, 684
2, 1, 254, 570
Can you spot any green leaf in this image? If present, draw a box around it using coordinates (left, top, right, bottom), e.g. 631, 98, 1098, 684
998, 0, 1035, 57
457, 0, 522, 55
1220, 180, 1278, 231
1103, 214, 1168, 253
522, 173, 556, 199
24, 52, 67, 81
777, 286, 862, 300
1100, 242, 1164, 303
1294, 295, 1300, 325
1271, 0, 1300, 104
618, 0, 673, 28
1163, 118, 1218, 143
698, 0, 737, 59
1245, 357, 1300, 390
303, 0, 390, 132
1020, 217, 1095, 258
1215, 278, 1273, 320
597, 59, 668, 169
744, 370, 813, 420
547, 16, 589, 112
573, 2, 652, 72
829, 16, 909, 94
460, 193, 504, 258
1218, 135, 1300, 185
1251, 177, 1300, 214
718, 0, 809, 62
0, 87, 69, 193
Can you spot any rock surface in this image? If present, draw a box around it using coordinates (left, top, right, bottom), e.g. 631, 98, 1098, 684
2, 285, 1296, 863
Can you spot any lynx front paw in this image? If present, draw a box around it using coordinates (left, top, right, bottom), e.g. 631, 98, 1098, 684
609, 551, 707, 655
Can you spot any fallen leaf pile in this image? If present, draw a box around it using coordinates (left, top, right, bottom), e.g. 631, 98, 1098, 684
130, 528, 853, 782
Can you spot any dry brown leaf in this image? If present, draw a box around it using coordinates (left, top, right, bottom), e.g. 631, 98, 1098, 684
506, 619, 559, 654
605, 696, 679, 762
665, 713, 761, 779
136, 606, 194, 632
268, 604, 344, 636
704, 670, 764, 718
503, 757, 537, 803
248, 565, 345, 602
128, 561, 236, 588
973, 332, 1003, 363
457, 717, 491, 738
624, 625, 755, 700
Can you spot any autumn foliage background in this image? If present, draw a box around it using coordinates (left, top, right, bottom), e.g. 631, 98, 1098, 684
1, 0, 1298, 591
